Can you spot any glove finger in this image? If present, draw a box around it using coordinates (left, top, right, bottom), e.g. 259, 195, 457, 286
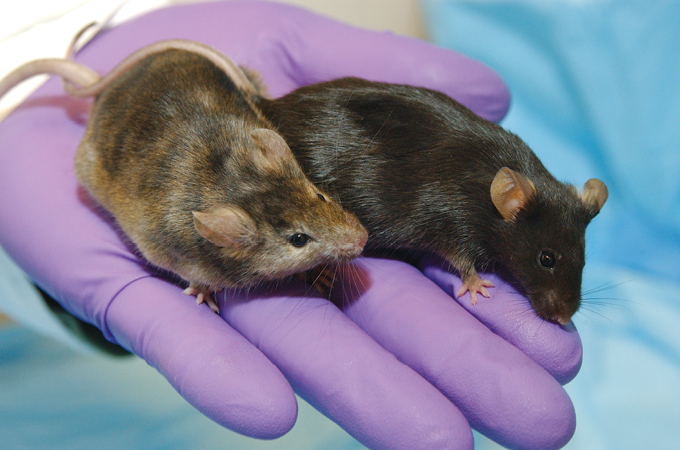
335, 257, 576, 450
105, 276, 298, 439
218, 279, 474, 450
417, 253, 582, 384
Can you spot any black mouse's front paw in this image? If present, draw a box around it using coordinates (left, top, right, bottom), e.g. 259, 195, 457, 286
457, 272, 494, 305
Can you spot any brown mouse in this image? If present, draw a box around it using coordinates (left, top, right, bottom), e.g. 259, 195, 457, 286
0, 37, 367, 313
258, 77, 608, 325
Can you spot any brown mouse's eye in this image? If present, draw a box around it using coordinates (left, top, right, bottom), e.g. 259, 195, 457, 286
290, 233, 310, 247
538, 250, 557, 269
317, 193, 327, 202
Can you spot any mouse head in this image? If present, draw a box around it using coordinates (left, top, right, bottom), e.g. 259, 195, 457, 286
192, 129, 367, 285
490, 167, 608, 324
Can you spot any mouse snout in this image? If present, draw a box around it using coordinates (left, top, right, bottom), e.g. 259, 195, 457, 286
553, 312, 571, 326
338, 227, 367, 259
539, 290, 578, 325
349, 227, 368, 255
335, 211, 368, 259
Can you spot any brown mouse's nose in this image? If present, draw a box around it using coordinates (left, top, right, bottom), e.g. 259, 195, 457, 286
355, 227, 368, 250
341, 231, 368, 259
334, 224, 367, 260
339, 211, 368, 257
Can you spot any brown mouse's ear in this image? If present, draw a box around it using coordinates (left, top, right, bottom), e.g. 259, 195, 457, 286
490, 167, 537, 221
193, 206, 257, 250
250, 129, 293, 164
580, 178, 608, 214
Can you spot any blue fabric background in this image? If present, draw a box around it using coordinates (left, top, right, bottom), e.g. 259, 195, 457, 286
423, 0, 680, 448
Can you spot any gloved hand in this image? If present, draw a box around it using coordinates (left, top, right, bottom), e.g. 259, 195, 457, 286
0, 1, 582, 449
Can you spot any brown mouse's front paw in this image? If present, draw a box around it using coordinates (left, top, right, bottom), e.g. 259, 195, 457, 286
457, 273, 494, 305
300, 266, 337, 298
183, 282, 219, 313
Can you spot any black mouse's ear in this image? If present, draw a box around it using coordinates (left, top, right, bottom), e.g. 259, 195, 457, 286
192, 206, 257, 250
580, 178, 608, 216
490, 167, 537, 221
250, 129, 293, 165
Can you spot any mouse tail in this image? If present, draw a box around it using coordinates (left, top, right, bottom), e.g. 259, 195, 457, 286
63, 39, 262, 99
2, 22, 261, 102
65, 0, 128, 60
0, 58, 101, 101
65, 21, 98, 62
1, 8, 127, 102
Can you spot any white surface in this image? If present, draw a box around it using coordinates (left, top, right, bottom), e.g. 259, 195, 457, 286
0, 0, 172, 120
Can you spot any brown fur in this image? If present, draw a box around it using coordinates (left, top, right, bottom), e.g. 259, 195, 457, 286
70, 49, 366, 291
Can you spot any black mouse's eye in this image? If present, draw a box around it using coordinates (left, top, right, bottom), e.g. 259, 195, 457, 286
538, 250, 557, 269
290, 233, 310, 248
317, 193, 327, 202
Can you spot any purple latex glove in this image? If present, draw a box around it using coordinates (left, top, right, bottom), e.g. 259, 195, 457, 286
0, 1, 581, 449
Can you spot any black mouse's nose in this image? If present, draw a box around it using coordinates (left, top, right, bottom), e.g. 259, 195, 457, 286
553, 314, 572, 326
538, 289, 579, 325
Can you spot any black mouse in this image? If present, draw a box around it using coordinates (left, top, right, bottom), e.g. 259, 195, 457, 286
258, 77, 608, 324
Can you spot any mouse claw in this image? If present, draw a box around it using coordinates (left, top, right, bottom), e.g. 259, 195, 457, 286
184, 282, 219, 313
205, 297, 220, 314
457, 275, 494, 306
183, 286, 198, 297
